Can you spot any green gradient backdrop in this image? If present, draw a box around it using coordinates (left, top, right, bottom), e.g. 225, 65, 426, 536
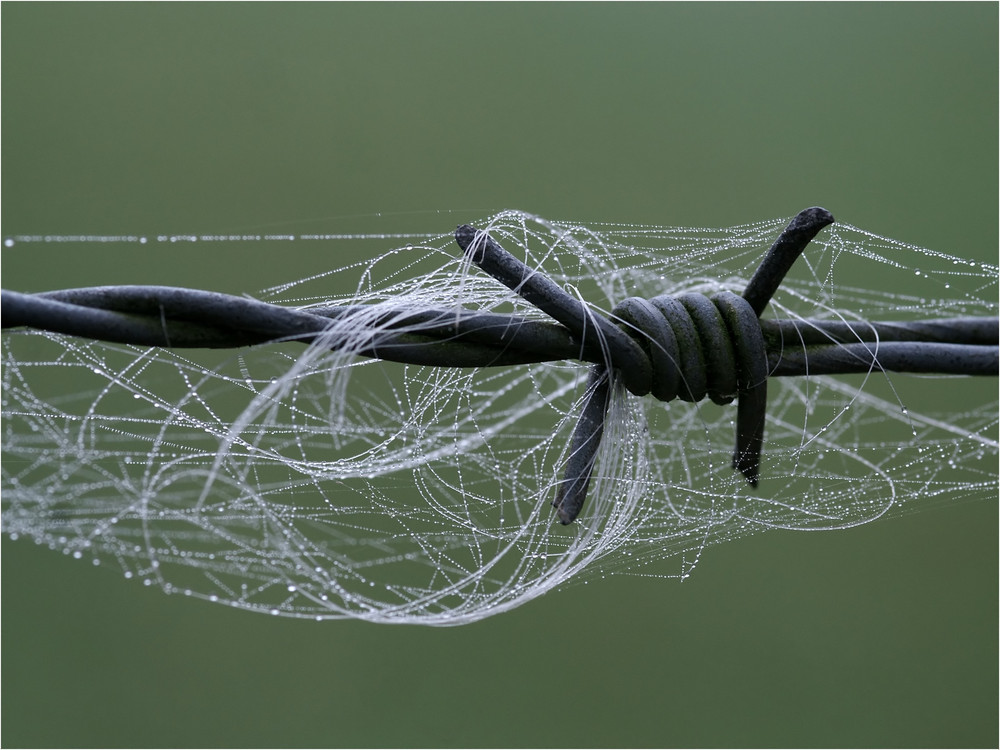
2, 4, 996, 748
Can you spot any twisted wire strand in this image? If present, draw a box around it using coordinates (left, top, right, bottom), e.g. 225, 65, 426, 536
2, 208, 997, 525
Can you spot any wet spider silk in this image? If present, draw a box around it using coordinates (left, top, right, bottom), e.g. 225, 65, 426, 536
2, 210, 997, 624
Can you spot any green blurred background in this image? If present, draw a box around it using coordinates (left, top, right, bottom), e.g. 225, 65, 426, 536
2, 3, 996, 747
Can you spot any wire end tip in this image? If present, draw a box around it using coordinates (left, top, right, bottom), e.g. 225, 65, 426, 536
791, 206, 835, 233
552, 494, 579, 525
454, 225, 480, 255
733, 457, 760, 488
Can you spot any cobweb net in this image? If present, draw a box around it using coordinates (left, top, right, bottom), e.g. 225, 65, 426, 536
2, 211, 997, 624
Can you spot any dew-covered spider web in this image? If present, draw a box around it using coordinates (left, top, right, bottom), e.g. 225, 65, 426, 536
2, 211, 997, 624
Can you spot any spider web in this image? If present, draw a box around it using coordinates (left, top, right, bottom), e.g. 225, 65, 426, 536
2, 211, 997, 624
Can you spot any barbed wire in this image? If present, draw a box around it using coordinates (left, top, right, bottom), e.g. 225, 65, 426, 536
2, 207, 997, 523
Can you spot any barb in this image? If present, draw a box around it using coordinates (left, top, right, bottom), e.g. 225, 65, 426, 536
2, 208, 997, 527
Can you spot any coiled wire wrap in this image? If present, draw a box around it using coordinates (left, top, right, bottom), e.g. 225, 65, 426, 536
554, 292, 770, 524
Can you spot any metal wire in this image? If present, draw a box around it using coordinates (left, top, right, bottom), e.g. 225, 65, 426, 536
2, 207, 997, 523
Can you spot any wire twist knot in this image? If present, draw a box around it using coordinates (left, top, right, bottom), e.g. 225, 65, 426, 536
456, 207, 835, 523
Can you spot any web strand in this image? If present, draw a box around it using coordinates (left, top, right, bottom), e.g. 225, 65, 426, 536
2, 209, 997, 624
